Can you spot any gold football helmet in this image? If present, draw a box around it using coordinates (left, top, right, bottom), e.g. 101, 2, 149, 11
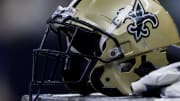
30, 0, 180, 97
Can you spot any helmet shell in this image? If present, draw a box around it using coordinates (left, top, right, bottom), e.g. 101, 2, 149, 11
74, 0, 180, 95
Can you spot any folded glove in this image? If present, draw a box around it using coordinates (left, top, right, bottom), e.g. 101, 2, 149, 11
131, 62, 180, 97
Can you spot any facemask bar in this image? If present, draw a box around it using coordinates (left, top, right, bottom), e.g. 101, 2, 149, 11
49, 16, 124, 62
29, 16, 125, 101
32, 16, 125, 84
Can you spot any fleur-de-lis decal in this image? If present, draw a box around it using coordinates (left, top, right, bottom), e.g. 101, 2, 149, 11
127, 0, 159, 42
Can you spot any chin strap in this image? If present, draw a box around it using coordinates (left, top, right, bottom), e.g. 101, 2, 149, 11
99, 6, 132, 52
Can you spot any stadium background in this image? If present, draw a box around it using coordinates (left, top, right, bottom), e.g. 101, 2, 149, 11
0, 0, 180, 101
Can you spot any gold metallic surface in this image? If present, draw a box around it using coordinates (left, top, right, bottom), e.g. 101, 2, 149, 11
73, 0, 180, 95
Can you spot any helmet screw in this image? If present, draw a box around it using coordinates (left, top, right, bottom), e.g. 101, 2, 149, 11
111, 51, 116, 56
105, 77, 110, 82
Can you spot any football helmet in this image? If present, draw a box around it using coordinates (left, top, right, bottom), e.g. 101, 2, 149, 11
30, 0, 180, 97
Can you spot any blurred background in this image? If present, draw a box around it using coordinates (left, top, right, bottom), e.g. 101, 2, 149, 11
0, 0, 180, 101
